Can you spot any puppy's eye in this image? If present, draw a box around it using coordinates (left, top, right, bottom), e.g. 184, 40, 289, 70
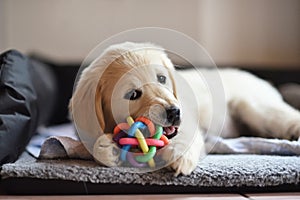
157, 75, 166, 84
124, 89, 142, 100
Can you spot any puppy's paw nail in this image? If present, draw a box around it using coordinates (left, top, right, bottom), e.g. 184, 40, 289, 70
113, 147, 120, 156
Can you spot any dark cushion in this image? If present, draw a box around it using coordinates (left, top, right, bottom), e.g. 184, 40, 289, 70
0, 50, 56, 165
29, 54, 80, 125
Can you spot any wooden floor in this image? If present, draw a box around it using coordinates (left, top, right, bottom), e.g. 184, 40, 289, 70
1, 193, 300, 200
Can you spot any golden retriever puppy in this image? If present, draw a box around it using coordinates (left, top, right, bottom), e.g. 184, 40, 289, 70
70, 42, 300, 175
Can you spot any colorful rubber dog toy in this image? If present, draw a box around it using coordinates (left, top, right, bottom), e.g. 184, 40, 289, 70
113, 116, 169, 168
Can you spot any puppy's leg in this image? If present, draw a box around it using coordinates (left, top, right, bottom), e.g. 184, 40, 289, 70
93, 134, 121, 166
162, 129, 206, 176
230, 97, 300, 140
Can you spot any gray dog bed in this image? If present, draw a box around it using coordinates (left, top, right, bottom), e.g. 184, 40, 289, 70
1, 151, 300, 194
2, 121, 300, 194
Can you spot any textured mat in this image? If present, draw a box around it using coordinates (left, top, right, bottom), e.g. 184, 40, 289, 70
1, 152, 300, 188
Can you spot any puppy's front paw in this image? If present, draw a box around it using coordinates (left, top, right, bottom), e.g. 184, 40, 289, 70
162, 144, 198, 176
93, 134, 120, 167
169, 155, 198, 176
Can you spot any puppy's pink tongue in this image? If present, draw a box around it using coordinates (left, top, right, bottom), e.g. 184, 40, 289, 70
164, 126, 175, 135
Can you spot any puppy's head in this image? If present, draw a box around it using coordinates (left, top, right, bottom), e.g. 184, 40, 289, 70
70, 42, 180, 144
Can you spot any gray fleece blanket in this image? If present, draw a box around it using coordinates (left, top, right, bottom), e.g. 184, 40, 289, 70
37, 133, 300, 160
22, 122, 300, 160
1, 152, 300, 188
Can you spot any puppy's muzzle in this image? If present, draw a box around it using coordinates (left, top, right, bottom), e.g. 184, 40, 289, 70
166, 106, 181, 126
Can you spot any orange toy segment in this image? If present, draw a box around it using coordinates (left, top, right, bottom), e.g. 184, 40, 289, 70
113, 123, 130, 135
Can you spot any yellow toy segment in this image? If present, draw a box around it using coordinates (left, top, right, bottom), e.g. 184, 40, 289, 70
126, 116, 155, 168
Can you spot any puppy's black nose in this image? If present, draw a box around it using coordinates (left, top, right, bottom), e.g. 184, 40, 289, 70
166, 106, 181, 125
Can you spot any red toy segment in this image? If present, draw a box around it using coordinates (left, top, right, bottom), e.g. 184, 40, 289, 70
119, 138, 165, 147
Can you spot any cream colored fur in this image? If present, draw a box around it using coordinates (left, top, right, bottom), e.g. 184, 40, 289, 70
70, 42, 300, 175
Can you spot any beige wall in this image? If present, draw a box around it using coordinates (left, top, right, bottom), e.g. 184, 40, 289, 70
1, 0, 299, 68
0, 0, 5, 51
1, 0, 199, 62
198, 0, 300, 68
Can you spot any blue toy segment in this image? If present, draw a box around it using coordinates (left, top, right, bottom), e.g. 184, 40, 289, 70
127, 121, 146, 137
120, 145, 131, 161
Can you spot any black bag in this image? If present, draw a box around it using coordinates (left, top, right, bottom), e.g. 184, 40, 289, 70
0, 50, 56, 165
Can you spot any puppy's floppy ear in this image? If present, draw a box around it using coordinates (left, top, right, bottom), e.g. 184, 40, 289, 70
95, 81, 105, 131
68, 68, 103, 151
